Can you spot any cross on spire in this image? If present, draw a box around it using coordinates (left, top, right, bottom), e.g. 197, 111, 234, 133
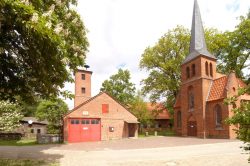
182, 0, 216, 64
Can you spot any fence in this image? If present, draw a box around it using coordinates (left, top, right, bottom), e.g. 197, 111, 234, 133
36, 134, 63, 144
0, 133, 22, 140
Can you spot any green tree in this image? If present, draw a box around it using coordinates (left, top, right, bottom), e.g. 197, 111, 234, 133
225, 88, 250, 162
217, 11, 250, 81
140, 25, 228, 110
100, 69, 136, 105
35, 98, 68, 134
0, 0, 88, 103
0, 100, 23, 132
130, 91, 152, 127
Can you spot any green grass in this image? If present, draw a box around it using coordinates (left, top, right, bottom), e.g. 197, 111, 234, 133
0, 159, 59, 166
139, 129, 176, 137
0, 139, 37, 146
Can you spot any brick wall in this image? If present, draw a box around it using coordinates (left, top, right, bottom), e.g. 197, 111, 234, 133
64, 92, 138, 141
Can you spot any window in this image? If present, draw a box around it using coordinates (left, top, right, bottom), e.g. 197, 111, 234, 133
186, 67, 190, 79
192, 64, 196, 76
81, 74, 85, 80
91, 119, 99, 124
81, 119, 90, 124
37, 129, 41, 134
214, 104, 222, 127
71, 119, 80, 125
177, 111, 181, 128
205, 61, 209, 76
210, 63, 213, 77
188, 86, 194, 110
102, 104, 109, 113
31, 129, 34, 133
81, 87, 86, 94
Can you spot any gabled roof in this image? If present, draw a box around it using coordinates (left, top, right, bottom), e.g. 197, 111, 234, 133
146, 103, 170, 119
182, 0, 216, 64
207, 76, 228, 101
65, 92, 138, 122
21, 117, 48, 125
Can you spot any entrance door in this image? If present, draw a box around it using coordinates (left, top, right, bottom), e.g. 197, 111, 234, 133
187, 121, 197, 136
128, 123, 136, 137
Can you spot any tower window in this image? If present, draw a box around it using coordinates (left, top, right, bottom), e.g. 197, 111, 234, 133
188, 86, 194, 110
192, 64, 196, 76
205, 61, 209, 76
186, 67, 190, 79
177, 111, 181, 128
81, 87, 86, 94
81, 74, 85, 80
210, 63, 213, 77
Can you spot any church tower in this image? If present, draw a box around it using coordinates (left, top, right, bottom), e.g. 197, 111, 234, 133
174, 0, 217, 138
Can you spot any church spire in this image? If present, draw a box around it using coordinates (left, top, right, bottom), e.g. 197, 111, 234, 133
182, 0, 216, 64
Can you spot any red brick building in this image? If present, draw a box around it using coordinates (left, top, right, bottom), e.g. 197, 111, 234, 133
64, 69, 138, 143
174, 0, 250, 139
146, 103, 170, 128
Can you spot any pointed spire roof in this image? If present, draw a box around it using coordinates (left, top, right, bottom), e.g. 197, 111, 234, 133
182, 0, 216, 64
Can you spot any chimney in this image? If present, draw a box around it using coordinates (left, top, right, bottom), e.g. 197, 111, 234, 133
74, 69, 92, 107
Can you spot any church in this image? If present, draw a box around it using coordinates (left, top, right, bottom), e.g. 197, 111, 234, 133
173, 0, 250, 139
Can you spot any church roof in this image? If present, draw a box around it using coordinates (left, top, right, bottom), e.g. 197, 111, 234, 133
207, 76, 228, 101
182, 0, 216, 64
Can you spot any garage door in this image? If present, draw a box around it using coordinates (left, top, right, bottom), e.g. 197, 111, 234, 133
68, 118, 101, 143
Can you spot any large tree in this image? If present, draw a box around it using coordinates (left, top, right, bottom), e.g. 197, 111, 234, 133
100, 69, 136, 105
217, 11, 250, 81
0, 0, 88, 103
35, 98, 68, 134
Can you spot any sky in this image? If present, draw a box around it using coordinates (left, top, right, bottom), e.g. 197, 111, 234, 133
64, 0, 250, 109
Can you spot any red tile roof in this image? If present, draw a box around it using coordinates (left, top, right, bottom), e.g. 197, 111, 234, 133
237, 78, 247, 88
146, 103, 170, 119
207, 76, 228, 101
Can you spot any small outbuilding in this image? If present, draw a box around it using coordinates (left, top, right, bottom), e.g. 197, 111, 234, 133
64, 69, 139, 143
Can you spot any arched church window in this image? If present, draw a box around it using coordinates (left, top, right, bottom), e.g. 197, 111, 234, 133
188, 86, 194, 110
210, 63, 213, 77
177, 111, 181, 128
214, 104, 222, 127
186, 67, 190, 79
205, 62, 209, 76
192, 64, 196, 76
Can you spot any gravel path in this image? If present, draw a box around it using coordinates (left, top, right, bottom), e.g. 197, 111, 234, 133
0, 137, 248, 166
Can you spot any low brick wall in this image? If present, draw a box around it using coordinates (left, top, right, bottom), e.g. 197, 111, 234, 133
0, 133, 22, 140
37, 134, 62, 144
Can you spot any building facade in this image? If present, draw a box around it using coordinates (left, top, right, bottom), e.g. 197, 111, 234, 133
64, 69, 138, 143
174, 0, 250, 139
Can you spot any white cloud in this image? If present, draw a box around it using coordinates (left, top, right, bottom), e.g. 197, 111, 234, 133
64, 0, 250, 109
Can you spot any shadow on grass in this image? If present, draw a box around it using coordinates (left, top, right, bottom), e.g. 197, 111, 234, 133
0, 139, 64, 164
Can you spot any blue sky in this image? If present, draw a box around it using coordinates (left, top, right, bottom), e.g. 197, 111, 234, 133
64, 0, 250, 109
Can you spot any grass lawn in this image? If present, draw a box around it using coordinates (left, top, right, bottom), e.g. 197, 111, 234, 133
0, 139, 37, 146
139, 129, 175, 137
0, 159, 58, 166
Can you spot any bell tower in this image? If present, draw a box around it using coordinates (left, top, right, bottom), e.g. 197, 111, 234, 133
176, 0, 217, 138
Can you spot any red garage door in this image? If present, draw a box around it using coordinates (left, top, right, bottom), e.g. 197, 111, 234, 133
68, 118, 101, 143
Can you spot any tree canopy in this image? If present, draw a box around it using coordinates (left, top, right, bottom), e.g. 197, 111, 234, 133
36, 98, 68, 134
100, 69, 136, 105
130, 91, 152, 126
0, 0, 88, 103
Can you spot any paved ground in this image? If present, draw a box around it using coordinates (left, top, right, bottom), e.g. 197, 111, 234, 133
0, 137, 249, 166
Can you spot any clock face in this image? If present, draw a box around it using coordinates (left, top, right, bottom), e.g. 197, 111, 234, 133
28, 120, 33, 124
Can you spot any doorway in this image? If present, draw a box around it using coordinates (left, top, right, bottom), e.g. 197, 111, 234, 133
187, 121, 197, 136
